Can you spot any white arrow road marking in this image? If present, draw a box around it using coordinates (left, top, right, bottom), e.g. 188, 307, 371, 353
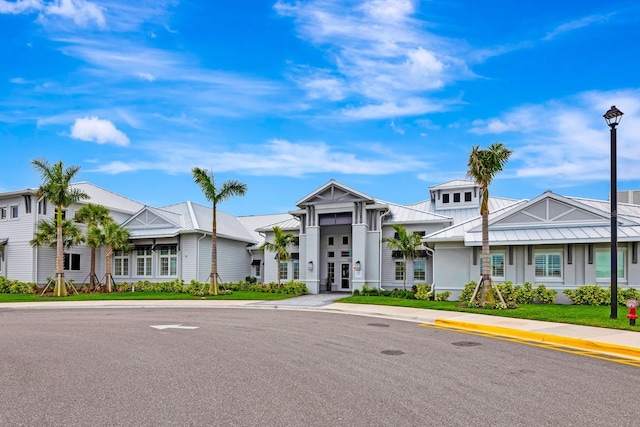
150, 324, 199, 330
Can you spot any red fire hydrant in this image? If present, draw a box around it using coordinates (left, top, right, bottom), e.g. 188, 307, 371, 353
626, 299, 638, 326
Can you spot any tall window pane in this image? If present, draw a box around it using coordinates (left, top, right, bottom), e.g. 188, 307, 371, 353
395, 261, 404, 281
413, 260, 426, 281
490, 254, 505, 277
596, 251, 625, 279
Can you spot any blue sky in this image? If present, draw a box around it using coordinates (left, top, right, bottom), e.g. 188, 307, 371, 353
1, 0, 639, 216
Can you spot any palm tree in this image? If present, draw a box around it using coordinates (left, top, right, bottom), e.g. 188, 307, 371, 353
32, 159, 88, 297
259, 226, 295, 286
467, 142, 512, 306
382, 224, 423, 290
75, 203, 111, 289
30, 218, 84, 294
192, 167, 247, 295
102, 221, 130, 293
31, 218, 84, 249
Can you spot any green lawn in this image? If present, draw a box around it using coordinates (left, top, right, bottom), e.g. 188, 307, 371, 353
0, 291, 295, 303
338, 296, 639, 331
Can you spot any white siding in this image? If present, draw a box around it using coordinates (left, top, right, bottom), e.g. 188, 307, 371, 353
217, 238, 251, 283
0, 194, 37, 282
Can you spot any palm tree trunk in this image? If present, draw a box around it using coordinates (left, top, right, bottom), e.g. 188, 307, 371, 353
210, 204, 218, 295
105, 245, 113, 293
90, 247, 96, 289
55, 207, 67, 297
480, 210, 490, 302
402, 256, 407, 291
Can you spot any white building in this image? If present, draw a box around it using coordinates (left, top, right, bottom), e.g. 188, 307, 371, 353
1, 179, 639, 298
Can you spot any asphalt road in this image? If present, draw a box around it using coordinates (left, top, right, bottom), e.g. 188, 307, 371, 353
0, 307, 636, 426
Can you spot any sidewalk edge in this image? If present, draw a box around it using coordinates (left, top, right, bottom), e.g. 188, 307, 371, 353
434, 319, 640, 360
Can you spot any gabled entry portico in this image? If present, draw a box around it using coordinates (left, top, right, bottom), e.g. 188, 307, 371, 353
291, 180, 388, 294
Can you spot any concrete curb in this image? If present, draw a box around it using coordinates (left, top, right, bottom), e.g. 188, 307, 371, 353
434, 318, 640, 360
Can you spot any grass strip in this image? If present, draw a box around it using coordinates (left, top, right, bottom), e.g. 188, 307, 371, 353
337, 296, 639, 331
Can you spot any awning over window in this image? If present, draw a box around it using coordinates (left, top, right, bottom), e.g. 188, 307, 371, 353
251, 259, 261, 266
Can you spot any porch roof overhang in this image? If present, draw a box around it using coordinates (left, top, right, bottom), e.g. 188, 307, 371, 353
463, 225, 640, 246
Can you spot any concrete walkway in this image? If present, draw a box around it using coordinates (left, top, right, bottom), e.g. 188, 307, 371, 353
3, 295, 640, 360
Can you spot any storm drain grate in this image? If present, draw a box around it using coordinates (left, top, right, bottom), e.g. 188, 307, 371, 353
452, 341, 482, 347
381, 350, 405, 356
368, 323, 390, 327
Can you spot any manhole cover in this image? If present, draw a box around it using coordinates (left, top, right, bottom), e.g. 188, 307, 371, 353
381, 350, 405, 356
452, 341, 482, 347
368, 323, 390, 327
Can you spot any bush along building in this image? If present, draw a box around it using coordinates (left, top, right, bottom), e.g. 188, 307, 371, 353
0, 179, 639, 299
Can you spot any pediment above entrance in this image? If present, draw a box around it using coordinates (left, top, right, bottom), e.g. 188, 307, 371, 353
296, 179, 375, 207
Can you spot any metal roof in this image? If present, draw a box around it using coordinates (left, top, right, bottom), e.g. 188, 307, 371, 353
237, 213, 298, 247
428, 179, 477, 190
425, 190, 640, 246
71, 182, 144, 214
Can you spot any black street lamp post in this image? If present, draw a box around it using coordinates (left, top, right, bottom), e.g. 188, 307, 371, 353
603, 105, 623, 319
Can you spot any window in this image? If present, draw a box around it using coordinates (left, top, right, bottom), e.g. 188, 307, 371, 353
341, 251, 350, 257
255, 263, 261, 277
292, 236, 299, 246
535, 253, 562, 278
38, 199, 47, 215
442, 194, 450, 204
293, 260, 300, 280
0, 207, 6, 220
279, 261, 288, 280
114, 250, 129, 276
135, 246, 152, 276
395, 261, 404, 281
63, 253, 81, 271
414, 260, 426, 281
10, 205, 18, 219
327, 262, 335, 283
490, 253, 505, 278
327, 251, 334, 258
328, 236, 334, 246
464, 192, 472, 202
453, 193, 461, 203
342, 236, 349, 245
596, 251, 626, 280
158, 245, 177, 276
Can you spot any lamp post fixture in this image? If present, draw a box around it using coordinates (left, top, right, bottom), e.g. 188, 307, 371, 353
603, 105, 623, 319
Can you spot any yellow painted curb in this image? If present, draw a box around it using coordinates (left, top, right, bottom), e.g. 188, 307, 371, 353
432, 319, 640, 360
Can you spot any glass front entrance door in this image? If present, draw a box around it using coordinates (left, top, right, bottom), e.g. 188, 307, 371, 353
341, 263, 350, 290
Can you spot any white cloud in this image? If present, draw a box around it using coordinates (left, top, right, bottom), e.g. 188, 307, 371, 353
274, 0, 472, 119
42, 0, 105, 28
92, 138, 428, 177
543, 14, 612, 41
70, 116, 130, 146
341, 98, 444, 119
470, 89, 640, 185
136, 72, 155, 82
0, 0, 106, 28
0, 0, 42, 14
9, 77, 28, 84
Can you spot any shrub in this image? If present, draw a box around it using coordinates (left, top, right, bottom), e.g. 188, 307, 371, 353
352, 289, 360, 296
0, 277, 34, 294
619, 287, 640, 305
435, 291, 451, 301
534, 284, 557, 304
563, 285, 609, 306
459, 281, 477, 303
414, 284, 432, 301
514, 282, 535, 304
